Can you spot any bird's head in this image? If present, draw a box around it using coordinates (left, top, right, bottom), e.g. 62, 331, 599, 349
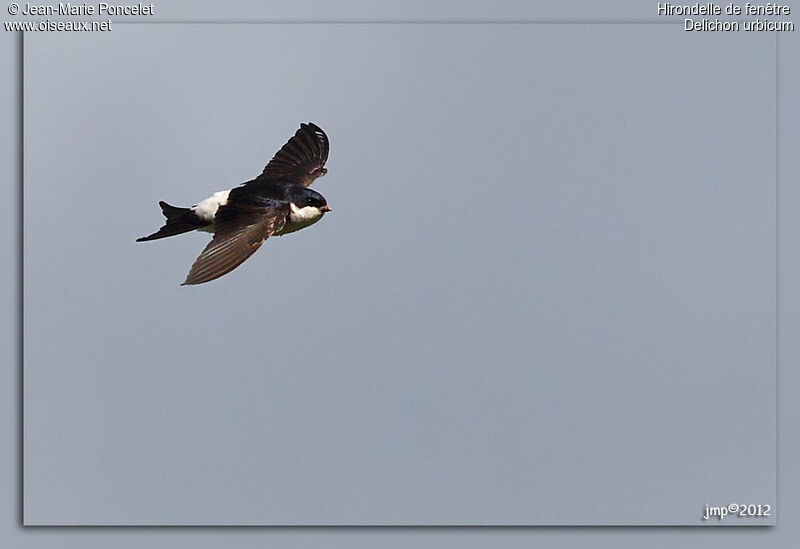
287, 187, 331, 224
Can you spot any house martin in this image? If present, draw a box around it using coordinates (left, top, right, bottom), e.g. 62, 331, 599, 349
137, 122, 331, 285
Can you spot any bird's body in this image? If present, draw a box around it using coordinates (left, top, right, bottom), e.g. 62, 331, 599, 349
137, 122, 331, 285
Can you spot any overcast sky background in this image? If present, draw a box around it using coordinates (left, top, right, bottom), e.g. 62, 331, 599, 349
23, 24, 775, 525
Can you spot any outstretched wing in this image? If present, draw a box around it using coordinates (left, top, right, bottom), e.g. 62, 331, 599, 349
182, 200, 287, 286
256, 122, 329, 187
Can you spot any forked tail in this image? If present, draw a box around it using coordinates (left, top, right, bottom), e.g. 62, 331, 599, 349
136, 201, 203, 242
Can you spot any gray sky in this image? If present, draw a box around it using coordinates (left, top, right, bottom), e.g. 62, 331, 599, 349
24, 24, 775, 525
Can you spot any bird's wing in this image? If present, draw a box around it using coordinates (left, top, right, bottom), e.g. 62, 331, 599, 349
182, 199, 287, 286
256, 122, 329, 187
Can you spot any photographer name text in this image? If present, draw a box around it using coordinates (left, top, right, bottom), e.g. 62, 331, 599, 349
17, 2, 153, 15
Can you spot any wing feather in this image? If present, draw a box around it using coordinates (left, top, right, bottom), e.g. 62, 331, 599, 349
257, 122, 329, 187
182, 202, 287, 286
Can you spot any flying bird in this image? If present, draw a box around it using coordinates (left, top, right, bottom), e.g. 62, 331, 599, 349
137, 122, 331, 285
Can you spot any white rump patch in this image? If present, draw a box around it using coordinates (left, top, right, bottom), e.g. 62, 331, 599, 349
191, 190, 231, 223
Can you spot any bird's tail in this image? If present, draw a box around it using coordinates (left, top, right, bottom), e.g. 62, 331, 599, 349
136, 201, 202, 242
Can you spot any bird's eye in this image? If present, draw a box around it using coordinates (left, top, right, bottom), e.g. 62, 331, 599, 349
306, 197, 314, 204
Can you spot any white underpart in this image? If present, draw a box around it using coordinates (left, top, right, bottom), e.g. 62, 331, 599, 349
191, 190, 231, 227
278, 203, 326, 235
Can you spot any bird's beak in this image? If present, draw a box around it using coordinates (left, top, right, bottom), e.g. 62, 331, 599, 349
320, 205, 331, 213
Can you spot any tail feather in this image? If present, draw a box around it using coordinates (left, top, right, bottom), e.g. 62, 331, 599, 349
137, 201, 203, 242
158, 200, 187, 220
